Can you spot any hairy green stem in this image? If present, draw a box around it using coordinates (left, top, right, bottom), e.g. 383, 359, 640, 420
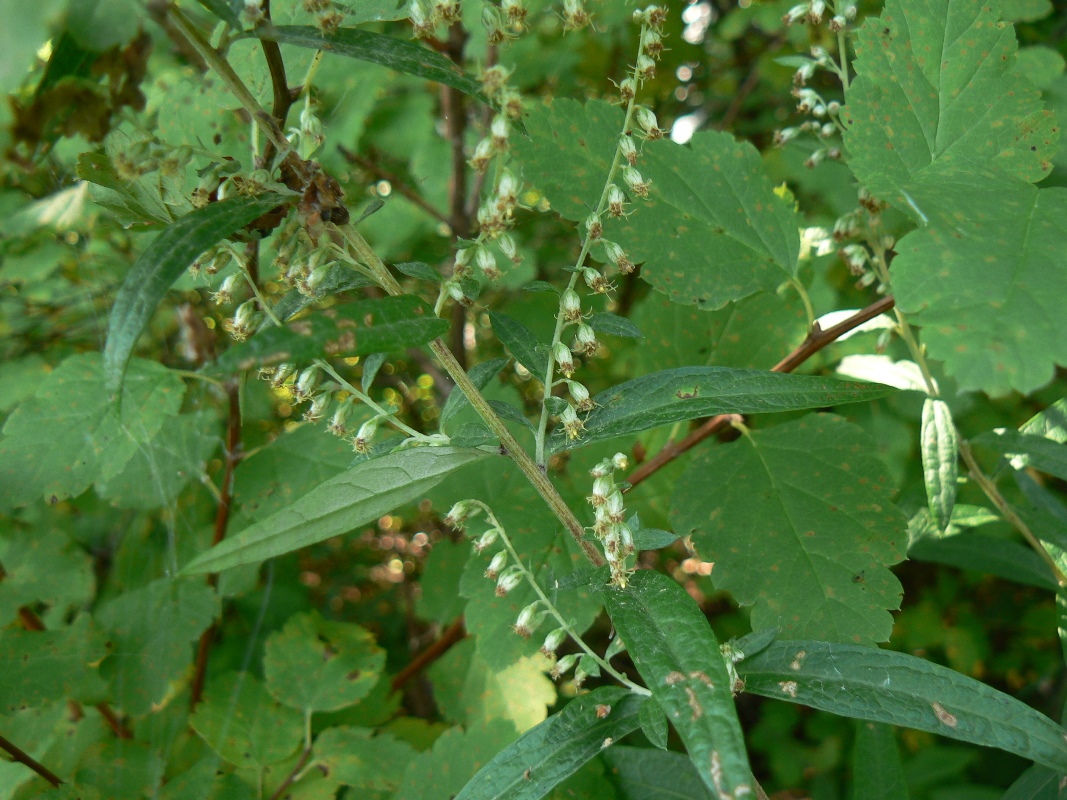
314, 359, 430, 442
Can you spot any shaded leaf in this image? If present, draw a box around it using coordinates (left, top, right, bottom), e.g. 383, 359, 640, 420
974, 428, 1067, 483
671, 414, 908, 645
264, 611, 386, 713
550, 367, 895, 453
603, 571, 754, 798
601, 746, 713, 800
104, 195, 284, 394
190, 671, 304, 769
394, 261, 441, 282
269, 264, 376, 324
0, 528, 95, 624
253, 26, 486, 103
489, 311, 550, 379
851, 722, 909, 800
638, 698, 669, 749
213, 295, 447, 374
488, 399, 534, 432
738, 640, 1067, 772
196, 0, 242, 27
453, 688, 645, 800
440, 358, 508, 432
394, 721, 519, 800
909, 531, 1057, 590
182, 447, 490, 573
0, 354, 184, 509
921, 399, 959, 532
587, 312, 642, 339
362, 352, 388, 392
312, 726, 416, 792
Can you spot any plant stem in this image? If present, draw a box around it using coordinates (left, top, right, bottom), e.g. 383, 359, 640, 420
338, 224, 605, 566
390, 617, 467, 692
313, 359, 429, 441
958, 441, 1067, 587
788, 275, 816, 329
0, 733, 63, 788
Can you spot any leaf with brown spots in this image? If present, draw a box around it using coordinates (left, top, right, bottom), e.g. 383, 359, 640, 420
263, 611, 385, 713
671, 413, 907, 645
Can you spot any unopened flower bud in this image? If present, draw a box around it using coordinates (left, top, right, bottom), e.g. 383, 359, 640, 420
293, 367, 321, 402
540, 627, 567, 657
804, 148, 826, 169
212, 273, 241, 306
498, 233, 521, 265
445, 499, 479, 529
327, 401, 353, 436
612, 452, 628, 470
408, 0, 435, 37
485, 549, 509, 580
490, 115, 510, 150
582, 267, 613, 294
454, 247, 473, 274
808, 0, 825, 23
560, 404, 585, 440
590, 475, 613, 505
636, 54, 656, 82
226, 300, 258, 341
513, 602, 542, 638
303, 392, 331, 423
551, 653, 579, 679
495, 565, 524, 596
590, 458, 613, 479
619, 134, 638, 165
606, 184, 627, 218
470, 138, 495, 173
473, 527, 500, 553
569, 381, 595, 412
635, 107, 664, 140
352, 418, 379, 453
501, 89, 524, 119
560, 288, 584, 323
476, 248, 501, 280
603, 240, 635, 274
573, 323, 597, 356
618, 77, 637, 103
585, 213, 603, 240
623, 166, 650, 198
270, 363, 296, 389
496, 170, 519, 213
553, 341, 576, 377
605, 490, 625, 523
794, 62, 816, 86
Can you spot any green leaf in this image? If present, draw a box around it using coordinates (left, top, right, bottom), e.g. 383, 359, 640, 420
264, 611, 385, 713
74, 739, 164, 800
76, 150, 175, 226
190, 671, 304, 769
0, 528, 95, 624
182, 446, 490, 574
415, 539, 469, 624
974, 429, 1067, 483
252, 26, 486, 103
440, 358, 508, 432
394, 261, 442, 282
95, 578, 220, 715
0, 615, 109, 714
104, 195, 284, 395
921, 399, 959, 532
65, 0, 141, 52
362, 352, 388, 392
488, 311, 549, 379
842, 0, 1057, 200
0, 1, 66, 95
211, 295, 447, 374
1002, 0, 1053, 21
453, 688, 645, 800
851, 722, 909, 800
892, 173, 1067, 395
488, 399, 534, 432
269, 264, 376, 324
638, 698, 669, 749
588, 312, 642, 339
0, 354, 185, 509
1014, 46, 1066, 90
311, 727, 416, 792
671, 414, 908, 645
550, 367, 895, 453
603, 571, 754, 798
196, 0, 242, 27
428, 638, 556, 733
1002, 765, 1060, 800
513, 99, 801, 309
601, 746, 714, 800
738, 640, 1067, 772
1021, 397, 1067, 442
909, 531, 1057, 590
344, 0, 410, 24
394, 721, 519, 800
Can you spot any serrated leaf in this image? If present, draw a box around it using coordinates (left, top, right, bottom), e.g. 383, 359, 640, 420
74, 739, 164, 800
974, 428, 1067, 483
0, 354, 185, 509
212, 295, 447, 374
851, 722, 908, 800
921, 399, 959, 532
104, 195, 284, 395
601, 746, 714, 800
395, 721, 519, 800
453, 688, 644, 800
0, 615, 108, 714
76, 150, 174, 226
440, 358, 508, 432
95, 578, 219, 715
513, 99, 801, 309
394, 261, 441, 282
738, 640, 1067, 772
269, 264, 376, 324
671, 414, 908, 644
550, 367, 895, 453
264, 611, 385, 713
1002, 0, 1053, 21
0, 528, 95, 624
892, 172, 1067, 395
638, 698, 669, 750
842, 0, 1057, 200
587, 312, 642, 339
252, 26, 486, 103
191, 671, 304, 769
312, 726, 416, 791
603, 571, 754, 799
488, 311, 549, 379
183, 447, 489, 574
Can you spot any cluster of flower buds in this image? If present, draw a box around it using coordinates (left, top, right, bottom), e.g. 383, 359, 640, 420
408, 0, 462, 38
114, 138, 192, 182
191, 160, 242, 208
783, 0, 855, 27
587, 454, 635, 587
224, 300, 260, 341
483, 0, 528, 44
561, 0, 591, 31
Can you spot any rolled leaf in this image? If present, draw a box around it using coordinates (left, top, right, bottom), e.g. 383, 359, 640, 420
921, 398, 959, 532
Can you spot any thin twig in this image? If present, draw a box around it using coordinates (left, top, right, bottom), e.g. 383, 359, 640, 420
390, 617, 467, 692
338, 146, 451, 228
191, 379, 244, 709
0, 733, 63, 788
267, 746, 312, 800
625, 295, 895, 489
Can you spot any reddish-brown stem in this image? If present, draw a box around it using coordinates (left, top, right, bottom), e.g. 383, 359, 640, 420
257, 0, 292, 168
390, 617, 467, 693
16, 607, 132, 738
625, 295, 896, 489
190, 380, 243, 709
267, 745, 311, 800
0, 733, 63, 788
338, 146, 451, 228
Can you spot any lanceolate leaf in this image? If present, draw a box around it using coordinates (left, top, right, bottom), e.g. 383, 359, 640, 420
600, 747, 714, 800
488, 311, 549, 378
603, 570, 754, 799
891, 173, 1067, 395
738, 640, 1067, 772
268, 264, 375, 324
974, 428, 1067, 483
513, 99, 800, 310
549, 367, 894, 453
843, 0, 1056, 200
252, 26, 486, 103
195, 0, 242, 27
104, 195, 285, 395
210, 295, 447, 374
671, 414, 908, 645
181, 447, 490, 573
452, 687, 645, 800
921, 398, 959, 532
440, 358, 509, 433
851, 723, 908, 800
